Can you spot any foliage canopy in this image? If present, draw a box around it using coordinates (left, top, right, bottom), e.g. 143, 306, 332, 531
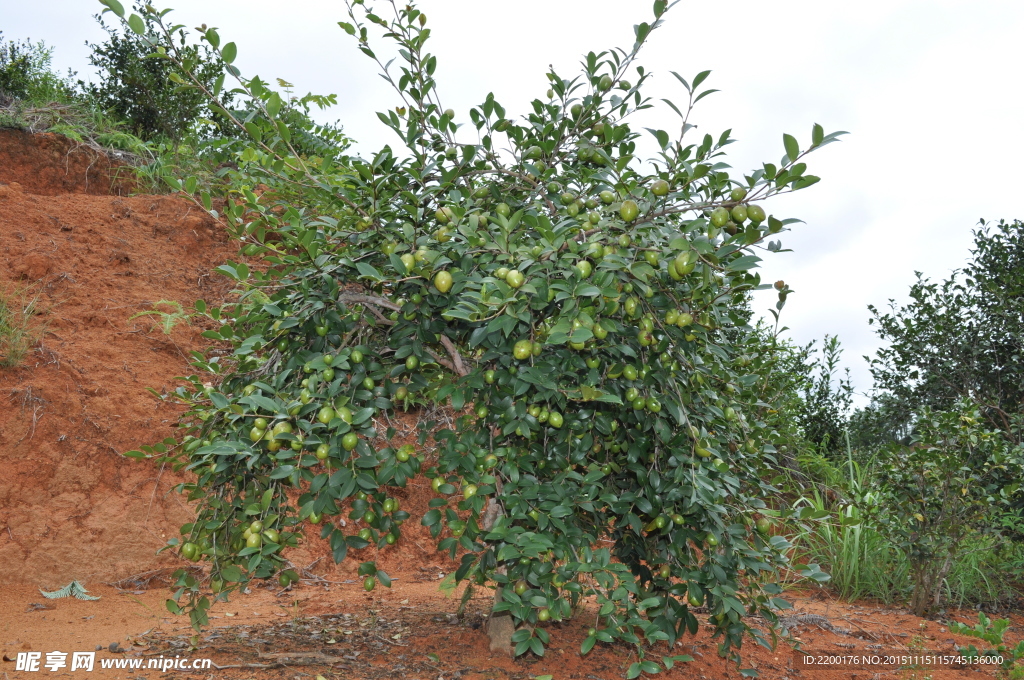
106, 0, 844, 671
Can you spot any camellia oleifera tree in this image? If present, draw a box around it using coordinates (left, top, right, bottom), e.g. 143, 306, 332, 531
107, 0, 841, 672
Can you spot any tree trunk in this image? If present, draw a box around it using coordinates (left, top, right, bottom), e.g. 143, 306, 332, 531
480, 494, 516, 656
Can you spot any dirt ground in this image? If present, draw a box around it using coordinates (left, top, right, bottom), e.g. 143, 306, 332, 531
1, 131, 1020, 679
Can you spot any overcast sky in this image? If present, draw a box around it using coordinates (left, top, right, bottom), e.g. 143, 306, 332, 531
6, 0, 1024, 403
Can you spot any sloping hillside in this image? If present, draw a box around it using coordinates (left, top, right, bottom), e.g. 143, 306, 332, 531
0, 129, 235, 584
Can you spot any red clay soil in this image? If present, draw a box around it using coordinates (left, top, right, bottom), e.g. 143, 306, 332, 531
0, 129, 138, 196
0, 134, 232, 586
1, 132, 1021, 679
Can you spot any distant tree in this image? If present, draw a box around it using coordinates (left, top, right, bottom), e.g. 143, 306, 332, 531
865, 219, 1024, 444
82, 3, 229, 141
796, 335, 853, 456
0, 32, 74, 103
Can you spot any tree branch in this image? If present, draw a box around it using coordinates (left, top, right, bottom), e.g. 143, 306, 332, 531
438, 335, 469, 377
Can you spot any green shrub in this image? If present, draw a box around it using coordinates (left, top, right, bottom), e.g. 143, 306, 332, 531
0, 33, 74, 103
874, 403, 1024, 616
83, 2, 232, 141
110, 0, 844, 672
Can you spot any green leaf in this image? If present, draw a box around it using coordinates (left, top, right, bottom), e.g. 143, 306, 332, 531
100, 0, 125, 17
356, 262, 382, 281
338, 21, 356, 35
811, 122, 824, 147
221, 42, 237, 64
266, 92, 283, 119
640, 660, 662, 673
127, 14, 146, 35
783, 133, 800, 162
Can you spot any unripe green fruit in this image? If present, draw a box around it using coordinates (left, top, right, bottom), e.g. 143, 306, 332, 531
730, 205, 748, 223
513, 339, 533, 360
730, 187, 748, 202
597, 74, 613, 91
433, 270, 453, 293
747, 204, 766, 223
619, 200, 639, 222
710, 207, 730, 228
599, 190, 615, 204
650, 179, 670, 196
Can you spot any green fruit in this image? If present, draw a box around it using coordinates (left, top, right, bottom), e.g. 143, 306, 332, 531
405, 355, 419, 371
710, 207, 730, 228
342, 432, 359, 451
433, 270, 453, 293
400, 253, 415, 270
730, 205, 748, 223
706, 534, 719, 546
747, 204, 766, 223
338, 406, 353, 423
250, 427, 266, 442
622, 365, 638, 381
619, 200, 639, 222
308, 512, 322, 524
484, 370, 496, 384
317, 407, 335, 424
599, 190, 615, 204
263, 528, 280, 543
350, 349, 364, 364
651, 179, 670, 196
730, 187, 748, 202
514, 580, 529, 596
513, 339, 533, 360
496, 202, 511, 217
756, 517, 772, 534
537, 607, 551, 621
548, 411, 564, 428
322, 367, 335, 381
364, 577, 376, 591
254, 417, 269, 430
597, 74, 613, 91
246, 533, 262, 549
575, 260, 593, 278
322, 354, 334, 366
315, 444, 330, 460
625, 387, 639, 402
646, 396, 662, 413
505, 269, 525, 288
463, 484, 478, 499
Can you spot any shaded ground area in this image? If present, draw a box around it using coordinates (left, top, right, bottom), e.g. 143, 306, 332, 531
2, 579, 1020, 679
